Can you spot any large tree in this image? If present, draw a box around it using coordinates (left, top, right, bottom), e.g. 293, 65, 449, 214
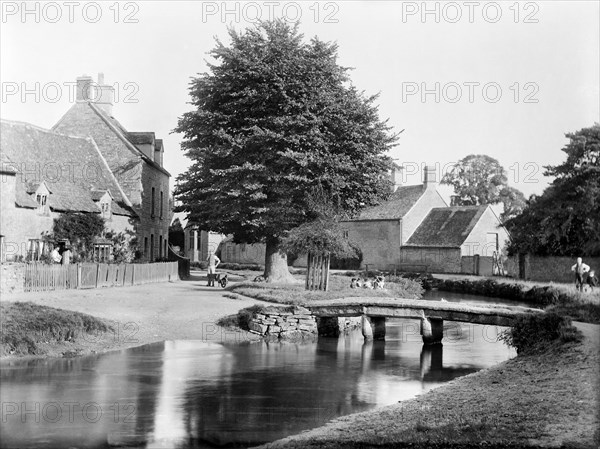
175, 20, 398, 282
506, 125, 600, 256
441, 154, 526, 222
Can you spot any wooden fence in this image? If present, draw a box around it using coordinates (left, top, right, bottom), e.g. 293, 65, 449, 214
23, 262, 178, 292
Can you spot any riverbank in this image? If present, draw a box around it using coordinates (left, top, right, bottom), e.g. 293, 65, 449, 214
258, 321, 599, 448
0, 270, 265, 361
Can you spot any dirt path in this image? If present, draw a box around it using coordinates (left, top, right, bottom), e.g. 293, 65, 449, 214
0, 270, 266, 359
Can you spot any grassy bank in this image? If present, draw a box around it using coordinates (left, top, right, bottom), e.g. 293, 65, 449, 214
438, 278, 600, 324
228, 274, 423, 305
0, 302, 113, 357
259, 320, 599, 448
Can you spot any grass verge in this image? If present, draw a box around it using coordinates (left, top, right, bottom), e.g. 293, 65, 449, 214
228, 274, 423, 305
1, 302, 113, 357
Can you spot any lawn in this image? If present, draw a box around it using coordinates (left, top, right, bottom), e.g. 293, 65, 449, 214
227, 274, 424, 305
0, 302, 113, 357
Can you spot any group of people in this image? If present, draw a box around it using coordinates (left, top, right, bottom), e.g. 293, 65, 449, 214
350, 276, 386, 290
572, 257, 598, 292
50, 244, 72, 265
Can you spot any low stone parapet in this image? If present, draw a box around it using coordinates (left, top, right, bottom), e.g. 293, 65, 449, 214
247, 305, 318, 340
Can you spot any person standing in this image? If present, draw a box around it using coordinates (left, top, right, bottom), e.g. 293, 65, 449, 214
51, 247, 62, 264
571, 257, 590, 291
206, 251, 221, 287
61, 247, 72, 265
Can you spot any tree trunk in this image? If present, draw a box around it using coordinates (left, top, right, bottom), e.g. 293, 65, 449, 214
264, 239, 296, 283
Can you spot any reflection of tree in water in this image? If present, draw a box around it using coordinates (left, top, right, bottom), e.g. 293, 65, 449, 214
179, 337, 373, 447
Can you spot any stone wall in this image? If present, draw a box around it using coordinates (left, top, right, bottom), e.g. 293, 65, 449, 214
0, 263, 25, 294
342, 220, 401, 271
506, 255, 600, 283
248, 305, 318, 340
399, 247, 462, 273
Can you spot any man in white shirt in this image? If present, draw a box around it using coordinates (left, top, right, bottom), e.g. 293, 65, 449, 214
51, 247, 62, 264
571, 257, 590, 291
206, 251, 221, 287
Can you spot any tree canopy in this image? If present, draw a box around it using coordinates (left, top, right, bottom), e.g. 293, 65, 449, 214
441, 154, 526, 222
49, 212, 105, 261
174, 20, 398, 280
506, 125, 600, 256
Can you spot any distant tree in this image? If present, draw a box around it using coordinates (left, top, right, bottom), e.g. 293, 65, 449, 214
50, 212, 105, 261
169, 218, 185, 250
506, 124, 600, 256
442, 154, 508, 206
175, 20, 398, 282
498, 186, 527, 223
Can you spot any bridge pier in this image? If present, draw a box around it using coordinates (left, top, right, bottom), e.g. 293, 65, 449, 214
362, 316, 386, 340
420, 317, 443, 344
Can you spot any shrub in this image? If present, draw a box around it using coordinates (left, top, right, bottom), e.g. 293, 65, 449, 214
499, 312, 582, 355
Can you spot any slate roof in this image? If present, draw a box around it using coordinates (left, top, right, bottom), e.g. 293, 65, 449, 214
405, 206, 488, 247
53, 102, 171, 176
354, 185, 426, 220
0, 119, 135, 216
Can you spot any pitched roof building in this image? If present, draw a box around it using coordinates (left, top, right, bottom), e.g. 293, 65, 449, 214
342, 166, 510, 274
0, 73, 171, 262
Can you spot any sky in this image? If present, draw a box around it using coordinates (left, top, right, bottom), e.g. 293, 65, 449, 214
1, 1, 599, 204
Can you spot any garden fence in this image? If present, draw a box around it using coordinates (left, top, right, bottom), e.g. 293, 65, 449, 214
23, 261, 178, 292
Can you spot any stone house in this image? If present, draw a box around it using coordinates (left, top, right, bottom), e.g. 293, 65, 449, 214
52, 74, 171, 261
174, 214, 225, 264
0, 73, 171, 262
342, 166, 510, 274
0, 119, 136, 261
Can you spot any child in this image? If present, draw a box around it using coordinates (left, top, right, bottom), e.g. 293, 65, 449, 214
587, 270, 598, 292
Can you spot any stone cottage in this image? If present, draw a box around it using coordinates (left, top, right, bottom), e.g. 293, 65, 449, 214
0, 73, 171, 262
342, 166, 510, 274
0, 119, 136, 261
52, 74, 171, 261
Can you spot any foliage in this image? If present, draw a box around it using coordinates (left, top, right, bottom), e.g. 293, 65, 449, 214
280, 218, 356, 258
106, 230, 138, 263
168, 218, 185, 250
499, 312, 582, 355
506, 124, 600, 256
174, 20, 398, 277
442, 154, 508, 206
50, 212, 105, 261
498, 186, 527, 222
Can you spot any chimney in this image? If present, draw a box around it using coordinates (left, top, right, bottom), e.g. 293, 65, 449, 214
423, 165, 437, 190
95, 72, 115, 116
154, 139, 164, 167
76, 75, 93, 102
390, 163, 403, 192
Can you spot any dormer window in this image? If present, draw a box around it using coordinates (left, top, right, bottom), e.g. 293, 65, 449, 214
34, 182, 50, 215
100, 201, 111, 219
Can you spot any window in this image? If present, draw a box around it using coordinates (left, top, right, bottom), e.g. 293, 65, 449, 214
160, 191, 164, 219
27, 239, 43, 261
150, 234, 154, 261
164, 239, 167, 258
144, 237, 148, 256
36, 194, 48, 214
342, 230, 349, 239
100, 201, 111, 219
151, 187, 156, 218
159, 235, 163, 259
93, 244, 112, 262
189, 232, 194, 250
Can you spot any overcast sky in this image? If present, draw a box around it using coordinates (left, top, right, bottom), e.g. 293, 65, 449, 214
1, 1, 599, 202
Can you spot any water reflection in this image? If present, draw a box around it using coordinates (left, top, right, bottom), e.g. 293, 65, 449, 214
1, 321, 515, 448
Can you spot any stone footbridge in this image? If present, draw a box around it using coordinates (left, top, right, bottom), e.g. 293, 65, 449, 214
305, 297, 543, 344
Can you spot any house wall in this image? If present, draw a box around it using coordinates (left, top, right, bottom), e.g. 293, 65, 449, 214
401, 188, 447, 244
220, 241, 266, 265
461, 207, 510, 257
399, 247, 462, 273
342, 220, 402, 271
138, 163, 170, 261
